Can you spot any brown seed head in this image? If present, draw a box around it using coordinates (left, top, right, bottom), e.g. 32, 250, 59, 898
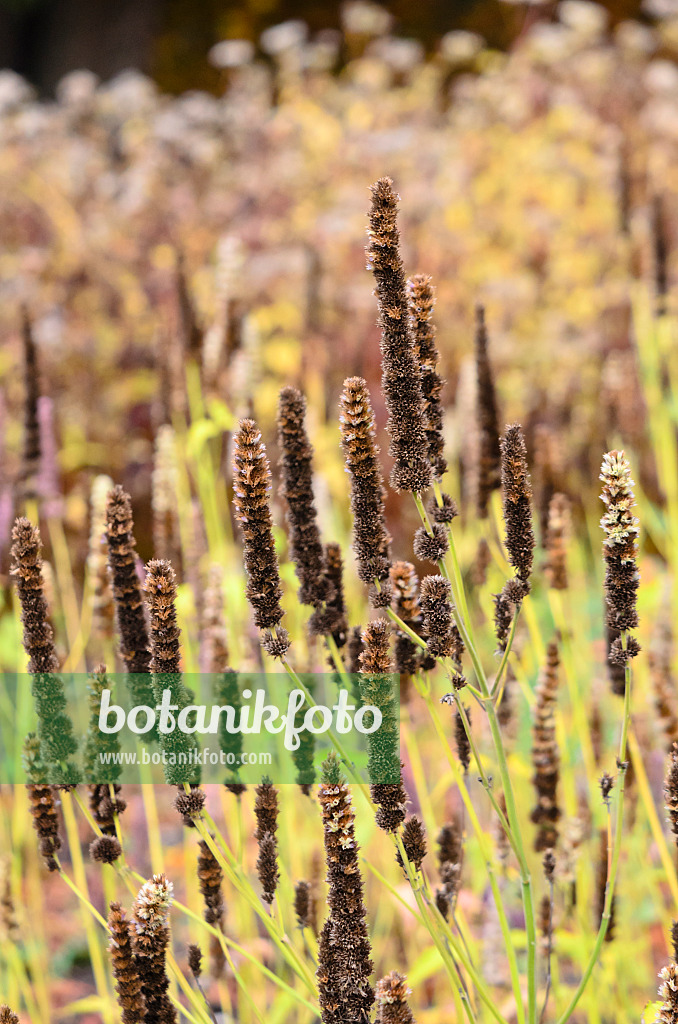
408, 273, 447, 479
500, 425, 535, 583
475, 305, 501, 518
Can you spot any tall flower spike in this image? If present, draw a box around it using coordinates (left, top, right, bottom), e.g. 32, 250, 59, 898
88, 475, 115, 646
197, 839, 226, 977
277, 386, 328, 610
232, 418, 290, 658
408, 274, 446, 479
500, 425, 535, 586
254, 780, 279, 904
366, 178, 431, 494
664, 744, 678, 845
19, 308, 41, 503
600, 450, 640, 684
108, 902, 145, 1024
390, 561, 424, 684
152, 424, 181, 573
323, 542, 348, 646
375, 971, 415, 1024
144, 560, 198, 785
435, 820, 463, 920
420, 575, 464, 669
475, 305, 501, 518
11, 519, 79, 778
360, 620, 406, 832
530, 640, 561, 852
132, 874, 177, 1024
317, 754, 374, 1024
340, 377, 392, 606
105, 486, 152, 675
655, 962, 678, 1024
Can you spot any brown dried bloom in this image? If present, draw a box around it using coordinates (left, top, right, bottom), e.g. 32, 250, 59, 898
294, 880, 311, 929
390, 561, 423, 679
454, 706, 471, 772
233, 419, 289, 655
26, 780, 61, 872
144, 559, 181, 675
366, 178, 431, 494
197, 839, 225, 928
108, 902, 145, 1024
11, 517, 58, 674
420, 575, 462, 663
19, 308, 41, 503
408, 273, 447, 479
656, 962, 678, 1024
340, 377, 392, 598
91, 835, 122, 864
475, 305, 501, 518
317, 754, 374, 1024
105, 486, 152, 676
254, 781, 279, 904
500, 425, 535, 584
665, 745, 678, 845
530, 640, 561, 852
132, 874, 177, 1024
435, 820, 463, 920
88, 475, 115, 645
600, 451, 640, 680
545, 493, 571, 591
375, 971, 415, 1024
322, 542, 349, 645
396, 816, 427, 875
187, 944, 202, 979
0, 1008, 19, 1024
277, 386, 328, 609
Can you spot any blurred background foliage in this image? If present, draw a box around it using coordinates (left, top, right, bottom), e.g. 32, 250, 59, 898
0, 0, 649, 95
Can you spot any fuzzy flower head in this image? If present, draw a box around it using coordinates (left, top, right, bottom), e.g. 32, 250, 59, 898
132, 874, 174, 933
656, 962, 678, 1023
599, 450, 639, 555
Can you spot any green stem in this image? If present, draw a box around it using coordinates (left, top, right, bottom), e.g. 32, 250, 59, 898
555, 657, 632, 1024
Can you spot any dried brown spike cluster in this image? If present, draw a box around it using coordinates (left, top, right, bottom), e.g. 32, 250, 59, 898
10, 518, 58, 674
545, 493, 571, 591
375, 971, 415, 1024
105, 486, 152, 675
323, 542, 348, 646
396, 816, 427, 875
232, 418, 290, 656
0, 1008, 19, 1024
316, 755, 374, 1024
500, 425, 535, 586
27, 782, 61, 872
254, 781, 279, 904
277, 386, 328, 610
454, 707, 471, 772
348, 625, 365, 674
665, 745, 678, 844
108, 902, 145, 1024
187, 944, 202, 978
144, 559, 181, 675
89, 783, 127, 834
340, 377, 391, 604
359, 620, 406, 833
390, 561, 423, 680
132, 874, 177, 1024
91, 835, 122, 864
475, 305, 501, 518
530, 640, 561, 852
366, 178, 431, 494
420, 575, 463, 666
19, 308, 41, 503
599, 450, 640, 683
294, 880, 311, 929
656, 963, 678, 1024
197, 839, 225, 927
408, 273, 446, 479
435, 820, 463, 920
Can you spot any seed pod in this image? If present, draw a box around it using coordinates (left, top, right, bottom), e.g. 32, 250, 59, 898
396, 816, 427, 875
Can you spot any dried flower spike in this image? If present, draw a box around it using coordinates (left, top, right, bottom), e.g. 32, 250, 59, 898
500, 425, 535, 585
396, 816, 427, 875
88, 474, 115, 645
317, 754, 374, 1024
420, 575, 463, 663
665, 745, 678, 845
277, 386, 328, 609
254, 780, 279, 904
197, 839, 225, 928
545, 492, 571, 591
375, 971, 415, 1024
408, 273, 447, 479
0, 1008, 19, 1024
19, 308, 41, 503
322, 542, 349, 646
105, 486, 153, 677
108, 902, 145, 1024
187, 944, 203, 979
390, 561, 424, 682
600, 450, 640, 686
340, 377, 392, 602
233, 418, 290, 656
294, 880, 311, 929
367, 178, 431, 494
132, 874, 177, 1024
475, 305, 501, 518
530, 640, 561, 852
435, 820, 463, 920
